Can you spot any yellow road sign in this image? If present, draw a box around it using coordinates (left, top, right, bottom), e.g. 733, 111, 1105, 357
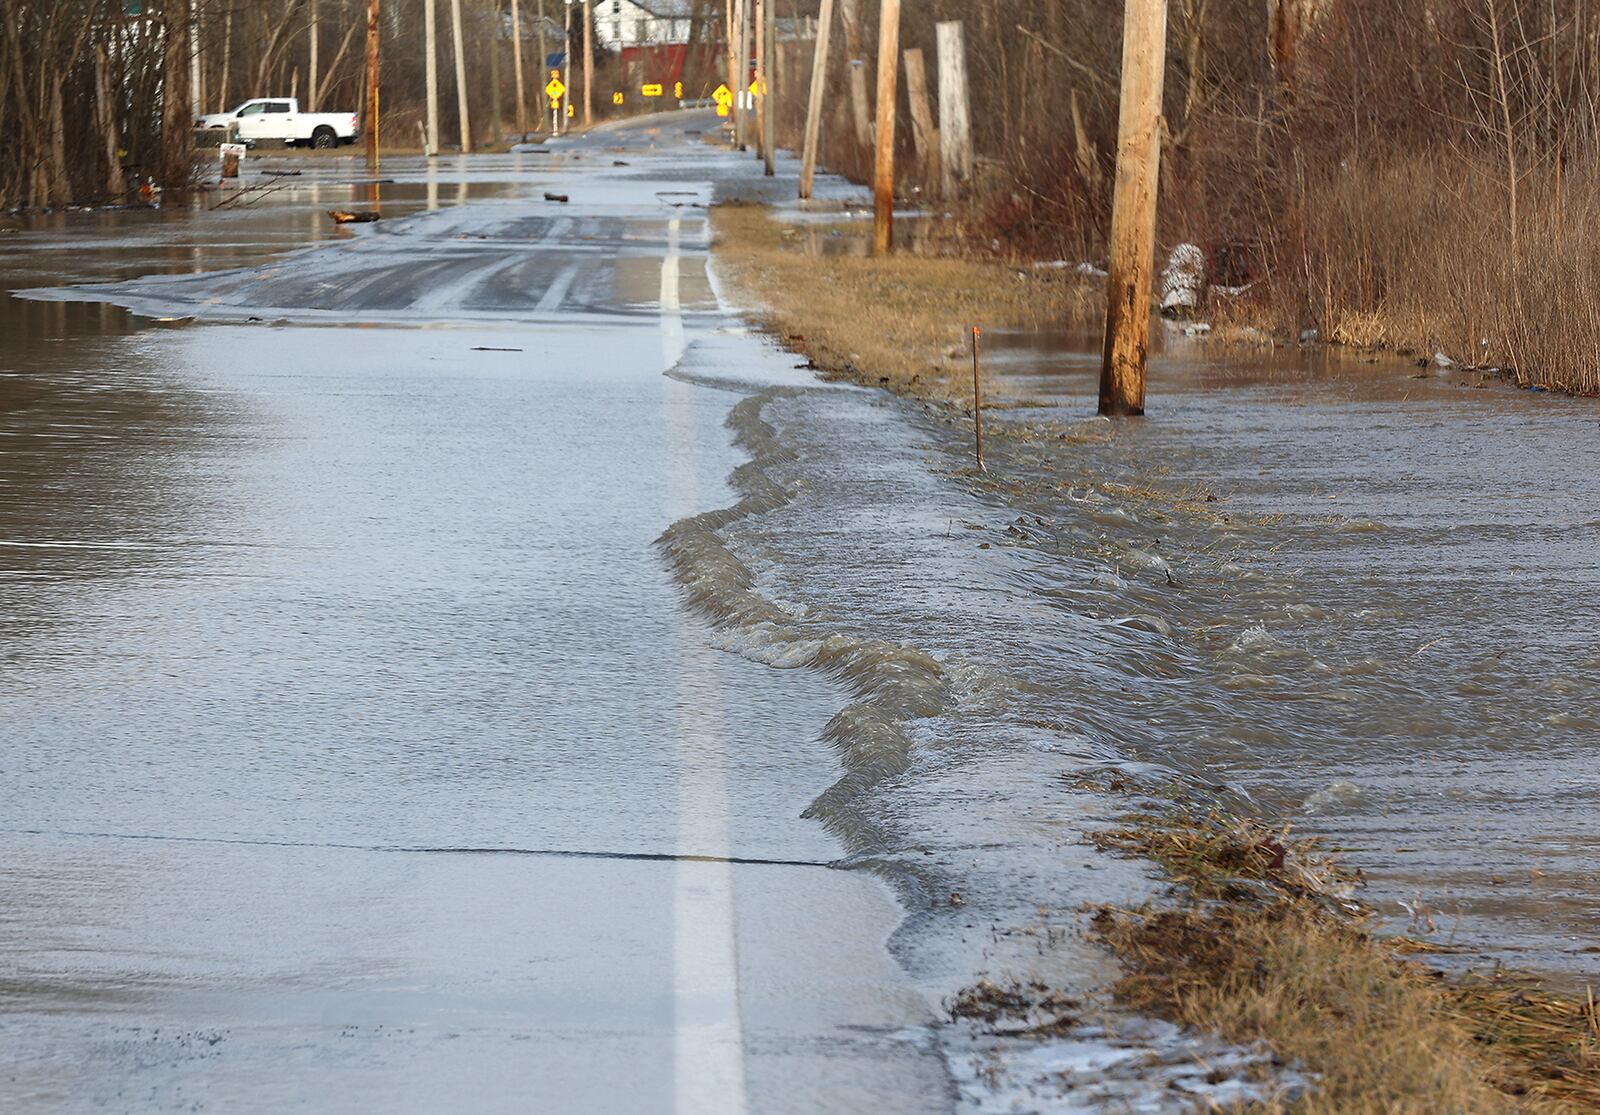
642, 83, 664, 97
545, 76, 567, 101
674, 82, 684, 99
717, 104, 730, 117
712, 84, 733, 106
612, 91, 624, 105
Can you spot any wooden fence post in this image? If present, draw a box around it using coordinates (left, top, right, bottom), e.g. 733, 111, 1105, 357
1098, 0, 1168, 417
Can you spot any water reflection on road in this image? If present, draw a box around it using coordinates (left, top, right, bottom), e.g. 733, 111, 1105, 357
0, 132, 949, 1112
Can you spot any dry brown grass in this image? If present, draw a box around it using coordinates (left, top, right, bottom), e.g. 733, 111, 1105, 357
1091, 812, 1600, 1114
1278, 153, 1600, 395
710, 203, 1102, 400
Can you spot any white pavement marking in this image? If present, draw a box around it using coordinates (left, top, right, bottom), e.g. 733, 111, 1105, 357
665, 210, 747, 1115
534, 264, 579, 314
660, 218, 685, 368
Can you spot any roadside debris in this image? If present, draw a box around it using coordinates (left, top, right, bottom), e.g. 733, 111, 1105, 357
327, 210, 380, 224
544, 192, 570, 203
1160, 243, 1207, 319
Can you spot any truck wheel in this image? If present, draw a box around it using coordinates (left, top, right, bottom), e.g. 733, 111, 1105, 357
312, 127, 337, 150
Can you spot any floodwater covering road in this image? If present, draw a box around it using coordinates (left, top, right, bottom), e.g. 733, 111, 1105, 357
0, 118, 962, 1112
4, 109, 1597, 1114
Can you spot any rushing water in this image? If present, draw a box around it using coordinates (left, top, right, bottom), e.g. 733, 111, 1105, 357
699, 311, 1600, 984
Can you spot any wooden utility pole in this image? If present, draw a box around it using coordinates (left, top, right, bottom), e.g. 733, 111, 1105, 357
365, 0, 381, 171
424, 0, 440, 154
726, 0, 738, 143
561, 0, 572, 133
583, 0, 593, 126
189, 0, 203, 121
903, 48, 938, 187
1098, 0, 1167, 417
511, 0, 527, 139
762, 0, 776, 175
735, 0, 750, 149
451, 0, 473, 150
537, 0, 549, 132
871, 0, 900, 255
309, 0, 319, 112
754, 0, 767, 165
936, 21, 972, 199
490, 0, 505, 144
798, 0, 836, 199
840, 0, 871, 148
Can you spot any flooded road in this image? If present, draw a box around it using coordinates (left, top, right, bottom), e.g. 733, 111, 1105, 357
4, 111, 1595, 1114
0, 122, 951, 1112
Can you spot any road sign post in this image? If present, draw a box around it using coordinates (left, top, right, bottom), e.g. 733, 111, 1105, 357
546, 70, 566, 133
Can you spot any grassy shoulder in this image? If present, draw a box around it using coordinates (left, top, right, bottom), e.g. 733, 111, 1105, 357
710, 202, 1102, 402
1087, 811, 1599, 1113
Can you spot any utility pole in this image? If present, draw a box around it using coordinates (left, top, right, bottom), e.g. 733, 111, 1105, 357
489, 0, 505, 144
903, 48, 937, 184
798, 0, 835, 199
754, 0, 767, 164
451, 0, 473, 150
425, 0, 440, 154
724, 0, 737, 143
734, 0, 749, 149
871, 0, 899, 255
511, 0, 527, 139
537, 0, 549, 132
561, 0, 572, 133
762, 0, 775, 175
309, 0, 319, 112
839, 0, 870, 149
365, 0, 381, 171
583, 0, 592, 127
1098, 0, 1167, 417
935, 22, 971, 199
190, 0, 202, 121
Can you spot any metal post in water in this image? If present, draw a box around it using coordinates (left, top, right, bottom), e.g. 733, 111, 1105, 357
972, 326, 985, 473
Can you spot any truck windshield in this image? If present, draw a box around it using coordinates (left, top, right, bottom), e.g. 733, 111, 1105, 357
236, 103, 264, 116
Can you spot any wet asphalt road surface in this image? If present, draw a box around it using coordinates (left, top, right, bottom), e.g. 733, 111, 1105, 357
0, 115, 952, 1113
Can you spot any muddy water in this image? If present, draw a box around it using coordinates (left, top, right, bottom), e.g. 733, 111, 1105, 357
979, 332, 1600, 977
727, 310, 1599, 982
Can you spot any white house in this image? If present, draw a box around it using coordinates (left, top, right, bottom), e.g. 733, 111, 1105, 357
595, 0, 696, 49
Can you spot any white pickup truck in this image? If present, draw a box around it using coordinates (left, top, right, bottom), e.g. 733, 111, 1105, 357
197, 98, 359, 149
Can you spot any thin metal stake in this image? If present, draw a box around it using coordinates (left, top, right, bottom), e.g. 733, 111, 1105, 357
972, 325, 985, 473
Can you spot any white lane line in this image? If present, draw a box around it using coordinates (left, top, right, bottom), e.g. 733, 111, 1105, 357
535, 263, 579, 313
541, 216, 573, 244
665, 209, 747, 1115
661, 217, 685, 367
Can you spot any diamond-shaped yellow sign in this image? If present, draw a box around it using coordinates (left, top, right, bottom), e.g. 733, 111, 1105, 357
712, 84, 733, 106
545, 77, 567, 101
